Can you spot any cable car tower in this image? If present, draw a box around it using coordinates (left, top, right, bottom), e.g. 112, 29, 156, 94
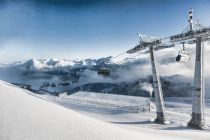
170, 8, 210, 129
127, 35, 173, 124
127, 9, 210, 129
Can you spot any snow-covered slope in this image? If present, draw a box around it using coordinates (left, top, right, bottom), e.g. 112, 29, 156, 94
46, 91, 210, 140
0, 80, 191, 140
69, 91, 148, 105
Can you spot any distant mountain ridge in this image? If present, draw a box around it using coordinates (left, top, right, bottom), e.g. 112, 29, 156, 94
10, 58, 110, 71
3, 56, 148, 72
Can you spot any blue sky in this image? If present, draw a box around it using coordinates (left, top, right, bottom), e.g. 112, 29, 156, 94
0, 0, 210, 62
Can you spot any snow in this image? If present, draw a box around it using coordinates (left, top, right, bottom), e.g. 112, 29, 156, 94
69, 91, 148, 105
46, 91, 210, 140
19, 58, 98, 70
0, 81, 185, 140
0, 80, 210, 140
56, 91, 149, 113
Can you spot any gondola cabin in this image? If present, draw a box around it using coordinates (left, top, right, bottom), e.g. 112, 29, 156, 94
176, 50, 190, 62
51, 83, 56, 88
98, 68, 111, 76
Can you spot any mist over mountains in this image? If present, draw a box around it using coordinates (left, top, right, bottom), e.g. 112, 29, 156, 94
0, 44, 210, 98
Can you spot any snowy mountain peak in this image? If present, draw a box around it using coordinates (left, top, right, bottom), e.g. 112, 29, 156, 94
15, 58, 104, 71
22, 59, 46, 70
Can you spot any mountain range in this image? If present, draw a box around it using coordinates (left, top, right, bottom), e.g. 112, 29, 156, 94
0, 54, 209, 98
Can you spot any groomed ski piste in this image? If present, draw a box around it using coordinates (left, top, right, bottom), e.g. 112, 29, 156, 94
0, 80, 210, 140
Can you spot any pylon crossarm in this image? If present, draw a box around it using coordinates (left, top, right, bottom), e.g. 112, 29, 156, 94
170, 27, 210, 43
